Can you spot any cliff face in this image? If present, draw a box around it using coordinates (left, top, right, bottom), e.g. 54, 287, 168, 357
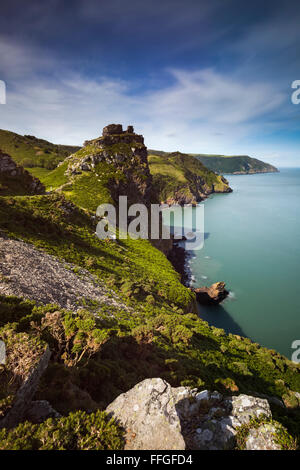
0, 124, 299, 448
194, 155, 279, 175
0, 150, 45, 196
57, 124, 156, 212
149, 150, 279, 176
148, 152, 232, 205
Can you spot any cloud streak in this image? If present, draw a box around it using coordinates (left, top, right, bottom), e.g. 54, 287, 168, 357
0, 63, 288, 159
0, 1, 299, 166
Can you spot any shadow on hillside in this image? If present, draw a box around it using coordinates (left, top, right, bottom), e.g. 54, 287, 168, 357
174, 395, 237, 450
39, 330, 299, 442
197, 302, 248, 339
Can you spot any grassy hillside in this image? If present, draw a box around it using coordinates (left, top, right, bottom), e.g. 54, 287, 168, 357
148, 152, 231, 203
0, 129, 80, 170
0, 133, 299, 449
149, 149, 278, 175
195, 154, 278, 174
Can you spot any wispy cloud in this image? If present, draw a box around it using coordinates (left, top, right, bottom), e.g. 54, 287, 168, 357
0, 2, 299, 167
0, 63, 287, 156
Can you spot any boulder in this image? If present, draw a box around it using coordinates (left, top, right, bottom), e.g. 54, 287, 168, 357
245, 423, 281, 450
106, 378, 187, 450
186, 393, 271, 450
194, 282, 229, 304
106, 378, 275, 450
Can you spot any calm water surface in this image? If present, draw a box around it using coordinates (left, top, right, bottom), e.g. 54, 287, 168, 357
163, 169, 300, 358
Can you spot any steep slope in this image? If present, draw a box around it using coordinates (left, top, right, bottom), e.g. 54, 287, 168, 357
43, 123, 155, 211
148, 152, 232, 204
0, 129, 80, 170
149, 149, 278, 175
0, 124, 299, 448
0, 150, 45, 196
194, 154, 279, 174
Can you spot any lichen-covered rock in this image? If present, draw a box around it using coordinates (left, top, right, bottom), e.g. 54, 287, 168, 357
106, 378, 187, 450
106, 379, 274, 450
184, 392, 271, 450
227, 394, 272, 425
245, 423, 281, 450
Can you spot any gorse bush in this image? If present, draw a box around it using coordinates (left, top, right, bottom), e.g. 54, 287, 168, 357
0, 410, 124, 450
0, 139, 299, 449
0, 194, 194, 311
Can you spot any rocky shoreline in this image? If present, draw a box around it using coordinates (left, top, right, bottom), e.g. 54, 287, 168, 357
167, 229, 229, 305
167, 237, 193, 287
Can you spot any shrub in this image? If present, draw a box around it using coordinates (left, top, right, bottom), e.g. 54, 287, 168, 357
0, 410, 124, 450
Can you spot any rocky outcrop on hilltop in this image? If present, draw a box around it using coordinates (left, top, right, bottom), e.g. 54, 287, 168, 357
0, 150, 45, 195
106, 378, 290, 450
66, 124, 155, 208
60, 124, 175, 256
194, 282, 229, 304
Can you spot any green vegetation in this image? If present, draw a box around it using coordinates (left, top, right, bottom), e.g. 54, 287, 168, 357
38, 160, 70, 190
235, 415, 298, 450
194, 155, 278, 174
25, 167, 51, 180
148, 152, 230, 202
0, 194, 193, 309
0, 323, 47, 418
0, 129, 80, 170
0, 410, 124, 450
149, 149, 278, 175
0, 294, 299, 446
0, 134, 296, 450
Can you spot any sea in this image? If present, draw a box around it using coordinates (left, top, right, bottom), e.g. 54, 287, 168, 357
163, 168, 300, 359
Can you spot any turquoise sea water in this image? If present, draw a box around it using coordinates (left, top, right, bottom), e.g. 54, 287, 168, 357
164, 169, 300, 358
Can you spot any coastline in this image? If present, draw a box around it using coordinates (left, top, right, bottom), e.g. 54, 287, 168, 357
167, 237, 193, 287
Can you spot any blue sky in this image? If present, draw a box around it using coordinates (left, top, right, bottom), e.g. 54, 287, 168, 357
0, 0, 299, 166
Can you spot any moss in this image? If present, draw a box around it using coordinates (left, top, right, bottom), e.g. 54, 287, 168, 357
235, 415, 298, 450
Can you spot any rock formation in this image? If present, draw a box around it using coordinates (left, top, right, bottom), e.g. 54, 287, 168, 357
194, 282, 229, 304
67, 124, 154, 208
0, 150, 45, 195
106, 378, 285, 450
0, 343, 51, 429
148, 151, 232, 206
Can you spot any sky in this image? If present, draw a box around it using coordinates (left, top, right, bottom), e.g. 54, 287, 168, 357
0, 0, 300, 166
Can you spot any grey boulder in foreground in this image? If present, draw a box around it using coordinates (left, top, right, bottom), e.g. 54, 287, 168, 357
106, 377, 283, 450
